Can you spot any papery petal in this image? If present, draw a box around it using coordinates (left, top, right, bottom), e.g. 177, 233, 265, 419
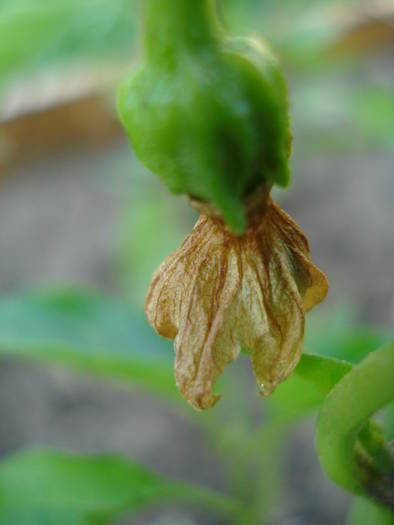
145, 216, 217, 338
174, 244, 240, 409
269, 201, 329, 311
146, 215, 241, 409
240, 199, 327, 395
145, 195, 329, 410
250, 241, 305, 396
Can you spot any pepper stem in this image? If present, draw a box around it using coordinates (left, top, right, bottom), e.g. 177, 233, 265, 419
141, 0, 220, 62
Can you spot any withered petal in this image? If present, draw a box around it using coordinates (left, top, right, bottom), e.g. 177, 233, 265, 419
174, 246, 240, 409
268, 201, 328, 311
245, 242, 305, 397
146, 215, 241, 409
145, 216, 217, 338
145, 198, 328, 409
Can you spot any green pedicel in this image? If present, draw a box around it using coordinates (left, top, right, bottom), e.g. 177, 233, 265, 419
118, 0, 291, 234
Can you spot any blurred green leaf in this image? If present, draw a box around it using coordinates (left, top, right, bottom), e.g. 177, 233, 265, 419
0, 448, 235, 525
0, 288, 176, 396
148, 521, 196, 525
346, 496, 394, 525
268, 373, 325, 423
0, 448, 168, 524
0, 508, 92, 525
268, 354, 352, 423
291, 74, 394, 154
304, 308, 394, 364
0, 0, 136, 87
351, 88, 394, 149
295, 354, 352, 394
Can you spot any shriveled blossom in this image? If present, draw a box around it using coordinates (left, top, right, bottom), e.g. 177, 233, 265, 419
145, 187, 328, 410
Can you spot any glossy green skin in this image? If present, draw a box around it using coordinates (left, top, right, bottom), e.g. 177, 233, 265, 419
118, 1, 291, 234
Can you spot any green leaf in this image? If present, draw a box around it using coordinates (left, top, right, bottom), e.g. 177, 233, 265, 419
0, 448, 237, 525
0, 288, 176, 396
346, 497, 394, 525
304, 309, 394, 364
0, 0, 136, 88
148, 522, 197, 525
0, 508, 91, 525
268, 353, 353, 424
267, 372, 325, 423
295, 354, 353, 395
351, 88, 394, 149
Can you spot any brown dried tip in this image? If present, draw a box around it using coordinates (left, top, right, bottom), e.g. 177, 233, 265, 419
145, 195, 328, 410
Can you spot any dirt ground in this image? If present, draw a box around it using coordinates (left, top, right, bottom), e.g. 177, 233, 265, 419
0, 125, 393, 524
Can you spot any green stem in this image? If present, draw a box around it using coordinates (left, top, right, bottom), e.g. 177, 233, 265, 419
235, 422, 287, 525
315, 343, 394, 509
141, 0, 219, 62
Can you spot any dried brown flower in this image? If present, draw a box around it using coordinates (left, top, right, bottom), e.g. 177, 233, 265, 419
145, 194, 328, 410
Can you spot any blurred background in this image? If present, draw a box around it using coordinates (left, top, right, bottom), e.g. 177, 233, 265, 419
0, 1, 393, 524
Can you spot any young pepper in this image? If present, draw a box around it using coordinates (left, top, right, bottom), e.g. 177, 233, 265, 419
118, 0, 291, 234
118, 0, 328, 410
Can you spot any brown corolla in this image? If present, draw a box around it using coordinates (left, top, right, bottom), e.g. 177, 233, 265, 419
145, 188, 328, 410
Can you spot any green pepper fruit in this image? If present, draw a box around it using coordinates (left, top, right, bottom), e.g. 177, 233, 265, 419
118, 0, 291, 234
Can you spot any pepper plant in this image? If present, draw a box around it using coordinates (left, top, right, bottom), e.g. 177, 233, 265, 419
0, 1, 393, 525
118, 0, 328, 410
